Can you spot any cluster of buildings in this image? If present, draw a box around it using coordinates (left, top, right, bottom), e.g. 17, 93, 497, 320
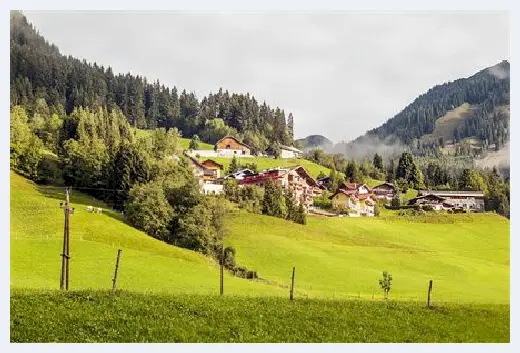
187, 154, 322, 209
322, 178, 485, 216
183, 135, 486, 216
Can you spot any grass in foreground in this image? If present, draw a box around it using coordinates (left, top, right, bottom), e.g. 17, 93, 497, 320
10, 289, 509, 343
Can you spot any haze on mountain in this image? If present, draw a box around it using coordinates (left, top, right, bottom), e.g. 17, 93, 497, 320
23, 11, 509, 143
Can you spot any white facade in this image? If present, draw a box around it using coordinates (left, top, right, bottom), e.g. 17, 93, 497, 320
186, 149, 257, 158
280, 145, 303, 159
202, 183, 224, 195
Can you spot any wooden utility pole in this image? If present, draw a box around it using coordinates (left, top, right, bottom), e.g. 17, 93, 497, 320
220, 246, 224, 296
290, 266, 295, 301
112, 249, 122, 293
59, 188, 74, 291
427, 280, 433, 308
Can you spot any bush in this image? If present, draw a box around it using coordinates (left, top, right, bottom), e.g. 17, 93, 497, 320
422, 205, 434, 212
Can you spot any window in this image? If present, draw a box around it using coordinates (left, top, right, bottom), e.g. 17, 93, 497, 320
226, 144, 231, 149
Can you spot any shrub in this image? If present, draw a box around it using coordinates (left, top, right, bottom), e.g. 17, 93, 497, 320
422, 205, 434, 212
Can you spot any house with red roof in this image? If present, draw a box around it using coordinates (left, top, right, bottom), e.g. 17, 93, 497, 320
329, 183, 377, 217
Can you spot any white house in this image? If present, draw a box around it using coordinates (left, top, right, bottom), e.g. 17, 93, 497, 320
280, 145, 303, 159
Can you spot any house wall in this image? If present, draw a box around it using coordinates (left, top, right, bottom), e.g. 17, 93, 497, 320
280, 149, 302, 159
444, 197, 485, 210
202, 183, 224, 195
216, 137, 251, 155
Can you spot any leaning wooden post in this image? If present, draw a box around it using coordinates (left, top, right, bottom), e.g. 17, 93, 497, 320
290, 267, 296, 301
427, 280, 433, 308
112, 249, 122, 293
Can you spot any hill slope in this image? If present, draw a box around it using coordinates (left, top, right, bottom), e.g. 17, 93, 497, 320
226, 212, 509, 303
10, 171, 284, 296
11, 171, 509, 303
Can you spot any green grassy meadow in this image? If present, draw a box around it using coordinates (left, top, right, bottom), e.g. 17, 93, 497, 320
11, 290, 509, 343
10, 170, 510, 342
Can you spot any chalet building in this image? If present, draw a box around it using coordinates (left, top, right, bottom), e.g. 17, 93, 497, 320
185, 153, 224, 195
407, 194, 454, 211
329, 188, 376, 217
372, 183, 397, 202
200, 159, 224, 182
417, 190, 485, 211
215, 136, 251, 156
239, 166, 321, 209
280, 145, 303, 159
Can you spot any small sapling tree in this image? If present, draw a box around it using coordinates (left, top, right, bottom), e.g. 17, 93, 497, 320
379, 270, 393, 299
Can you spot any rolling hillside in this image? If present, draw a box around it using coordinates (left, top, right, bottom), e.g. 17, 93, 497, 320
11, 171, 509, 303
10, 171, 284, 296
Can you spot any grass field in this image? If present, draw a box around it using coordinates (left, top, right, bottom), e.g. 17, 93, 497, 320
10, 171, 284, 296
10, 171, 509, 302
10, 171, 510, 342
226, 212, 509, 303
10, 290, 509, 343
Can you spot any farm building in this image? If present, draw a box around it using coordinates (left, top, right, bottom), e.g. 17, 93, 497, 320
185, 153, 225, 195
417, 190, 485, 211
215, 136, 251, 156
239, 166, 321, 209
279, 145, 303, 159
372, 183, 397, 202
407, 194, 454, 211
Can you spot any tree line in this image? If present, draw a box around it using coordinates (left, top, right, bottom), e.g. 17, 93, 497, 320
11, 12, 295, 155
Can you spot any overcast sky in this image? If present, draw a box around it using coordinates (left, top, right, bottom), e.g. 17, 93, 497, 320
24, 11, 509, 142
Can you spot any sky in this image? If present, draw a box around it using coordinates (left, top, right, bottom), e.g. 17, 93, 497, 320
23, 11, 509, 143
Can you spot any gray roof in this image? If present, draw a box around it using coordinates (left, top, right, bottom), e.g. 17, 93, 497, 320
280, 145, 303, 153
418, 190, 484, 197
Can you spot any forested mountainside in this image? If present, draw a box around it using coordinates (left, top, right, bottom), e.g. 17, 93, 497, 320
10, 11, 295, 153
354, 61, 510, 156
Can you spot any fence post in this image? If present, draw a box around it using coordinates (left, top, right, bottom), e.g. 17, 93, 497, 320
220, 246, 224, 296
290, 267, 295, 301
112, 249, 122, 293
427, 280, 433, 308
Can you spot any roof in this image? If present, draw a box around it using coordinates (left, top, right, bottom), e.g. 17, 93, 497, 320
329, 189, 358, 200
342, 183, 371, 191
418, 190, 484, 197
408, 194, 446, 205
223, 168, 255, 179
373, 182, 396, 190
280, 145, 303, 153
201, 159, 224, 170
288, 165, 319, 188
215, 135, 252, 150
